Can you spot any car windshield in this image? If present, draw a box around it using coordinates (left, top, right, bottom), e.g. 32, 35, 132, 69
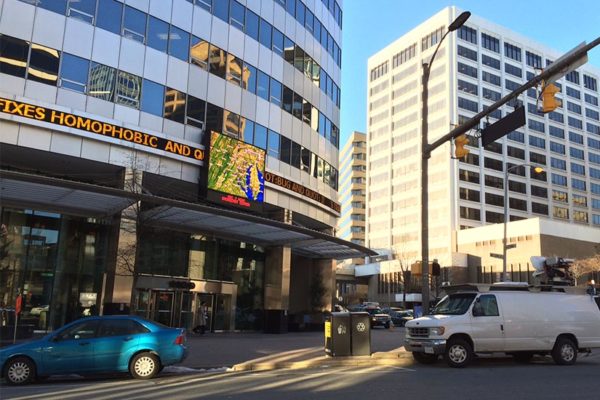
366, 308, 383, 315
432, 293, 477, 315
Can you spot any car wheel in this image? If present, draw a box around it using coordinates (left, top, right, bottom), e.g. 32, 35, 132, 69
412, 352, 438, 364
385, 322, 391, 329
4, 357, 36, 385
130, 352, 160, 379
512, 352, 534, 363
444, 338, 473, 368
552, 337, 577, 366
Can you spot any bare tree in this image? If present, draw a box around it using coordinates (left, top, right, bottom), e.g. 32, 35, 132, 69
571, 250, 600, 286
392, 246, 417, 309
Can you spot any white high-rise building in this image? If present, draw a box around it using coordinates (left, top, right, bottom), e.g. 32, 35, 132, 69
367, 6, 600, 270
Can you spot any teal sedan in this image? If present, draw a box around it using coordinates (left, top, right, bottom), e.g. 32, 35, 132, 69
0, 315, 187, 385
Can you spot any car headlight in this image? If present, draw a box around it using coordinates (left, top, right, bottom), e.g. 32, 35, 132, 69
429, 327, 445, 336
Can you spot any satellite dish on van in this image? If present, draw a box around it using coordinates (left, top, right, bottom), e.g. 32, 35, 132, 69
530, 256, 546, 272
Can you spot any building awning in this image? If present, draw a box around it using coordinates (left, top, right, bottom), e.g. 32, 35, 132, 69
0, 170, 376, 259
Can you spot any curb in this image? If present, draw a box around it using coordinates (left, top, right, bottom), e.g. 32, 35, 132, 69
230, 351, 414, 372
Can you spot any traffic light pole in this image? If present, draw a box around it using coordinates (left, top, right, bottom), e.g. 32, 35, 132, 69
420, 35, 600, 313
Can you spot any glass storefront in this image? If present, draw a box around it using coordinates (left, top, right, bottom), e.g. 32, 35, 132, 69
0, 208, 111, 332
135, 229, 265, 331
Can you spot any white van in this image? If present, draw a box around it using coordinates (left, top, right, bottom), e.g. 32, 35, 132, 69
404, 286, 600, 367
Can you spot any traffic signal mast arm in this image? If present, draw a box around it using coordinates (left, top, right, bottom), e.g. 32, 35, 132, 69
426, 35, 600, 156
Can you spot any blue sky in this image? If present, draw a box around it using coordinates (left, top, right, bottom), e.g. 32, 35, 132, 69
339, 0, 600, 146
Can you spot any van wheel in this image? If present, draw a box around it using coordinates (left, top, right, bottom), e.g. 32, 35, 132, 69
4, 357, 36, 385
130, 352, 160, 379
413, 352, 438, 364
552, 337, 577, 365
512, 352, 534, 363
444, 339, 473, 368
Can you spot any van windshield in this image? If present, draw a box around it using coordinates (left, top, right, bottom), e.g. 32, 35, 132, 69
433, 293, 477, 315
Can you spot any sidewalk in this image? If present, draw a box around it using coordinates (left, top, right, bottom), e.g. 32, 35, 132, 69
181, 329, 413, 371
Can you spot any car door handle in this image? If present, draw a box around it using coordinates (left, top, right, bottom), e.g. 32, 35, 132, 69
79, 342, 90, 346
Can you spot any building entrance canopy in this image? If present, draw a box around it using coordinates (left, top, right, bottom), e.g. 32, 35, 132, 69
1, 170, 375, 259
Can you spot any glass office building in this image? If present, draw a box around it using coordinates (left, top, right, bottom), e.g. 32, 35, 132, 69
0, 0, 371, 334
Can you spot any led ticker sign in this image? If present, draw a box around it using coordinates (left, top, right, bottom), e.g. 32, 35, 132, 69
0, 97, 205, 162
264, 172, 341, 213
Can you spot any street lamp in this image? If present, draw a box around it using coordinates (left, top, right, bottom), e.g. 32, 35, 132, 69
502, 163, 544, 282
421, 11, 470, 314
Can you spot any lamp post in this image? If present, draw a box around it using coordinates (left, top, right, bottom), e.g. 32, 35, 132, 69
421, 11, 470, 314
502, 163, 544, 282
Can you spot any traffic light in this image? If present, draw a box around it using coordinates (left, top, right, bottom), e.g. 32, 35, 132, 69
454, 134, 470, 159
541, 82, 561, 113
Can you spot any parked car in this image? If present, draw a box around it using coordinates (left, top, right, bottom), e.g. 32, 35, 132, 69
383, 308, 414, 327
365, 307, 392, 329
0, 315, 188, 385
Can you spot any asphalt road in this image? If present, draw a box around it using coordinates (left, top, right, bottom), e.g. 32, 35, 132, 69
3, 351, 599, 400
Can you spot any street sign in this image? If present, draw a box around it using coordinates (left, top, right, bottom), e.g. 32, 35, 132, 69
481, 106, 526, 147
490, 253, 503, 259
505, 243, 517, 250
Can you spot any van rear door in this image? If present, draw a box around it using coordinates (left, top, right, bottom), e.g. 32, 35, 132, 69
470, 294, 505, 352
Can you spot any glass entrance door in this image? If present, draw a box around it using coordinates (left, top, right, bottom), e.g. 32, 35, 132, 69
153, 291, 173, 326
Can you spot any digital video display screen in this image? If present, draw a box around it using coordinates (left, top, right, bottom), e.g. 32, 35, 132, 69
207, 131, 265, 205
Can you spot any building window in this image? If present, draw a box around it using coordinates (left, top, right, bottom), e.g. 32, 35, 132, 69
570, 147, 584, 160
28, 43, 60, 86
565, 70, 580, 84
485, 192, 504, 207
457, 62, 477, 78
259, 19, 272, 49
147, 16, 170, 54
226, 53, 242, 86
457, 45, 477, 61
122, 5, 147, 43
0, 34, 29, 78
88, 62, 116, 101
526, 51, 542, 68
531, 185, 548, 198
458, 97, 478, 112
59, 53, 89, 93
459, 187, 481, 202
566, 87, 581, 99
272, 28, 284, 57
504, 43, 522, 61
551, 173, 567, 187
553, 206, 569, 219
573, 211, 588, 223
96, 0, 123, 35
529, 135, 546, 149
163, 88, 186, 123
507, 146, 525, 160
573, 194, 588, 207
572, 178, 586, 191
213, 0, 229, 22
482, 54, 500, 69
253, 123, 267, 149
68, 0, 97, 24
485, 174, 503, 189
459, 169, 480, 184
186, 94, 205, 129
504, 63, 522, 78
140, 79, 164, 117
568, 116, 583, 130
245, 8, 259, 41
168, 25, 190, 61
229, 0, 245, 31
528, 120, 545, 134
256, 70, 270, 101
553, 190, 568, 203
279, 135, 291, 164
551, 157, 566, 170
486, 211, 504, 223
482, 87, 501, 101
209, 44, 226, 78
510, 197, 527, 211
269, 78, 282, 106
458, 25, 477, 44
550, 141, 565, 154
460, 206, 481, 221
243, 62, 257, 93
482, 71, 501, 86
481, 33, 499, 53
190, 36, 209, 70
458, 79, 478, 96
115, 70, 141, 109
507, 131, 524, 143
532, 202, 548, 215
584, 74, 598, 91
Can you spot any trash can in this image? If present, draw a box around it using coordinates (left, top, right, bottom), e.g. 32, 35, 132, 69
350, 312, 371, 356
324, 312, 351, 356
